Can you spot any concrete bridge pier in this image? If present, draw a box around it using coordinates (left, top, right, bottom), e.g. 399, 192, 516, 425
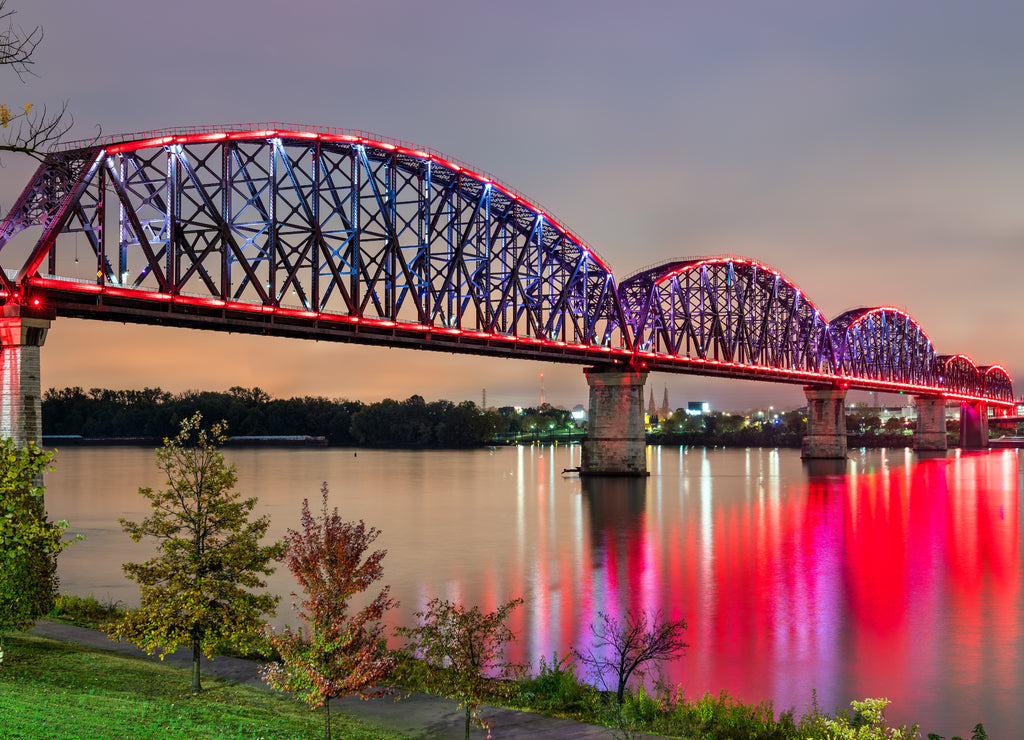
913, 396, 947, 452
0, 308, 51, 448
801, 386, 847, 459
581, 366, 649, 476
959, 400, 989, 450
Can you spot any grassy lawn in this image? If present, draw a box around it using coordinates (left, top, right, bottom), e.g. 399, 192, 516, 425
0, 632, 410, 740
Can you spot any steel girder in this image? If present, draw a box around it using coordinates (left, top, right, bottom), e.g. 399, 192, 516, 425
938, 356, 1013, 403
983, 366, 1013, 402
828, 307, 939, 386
619, 258, 831, 371
618, 258, 964, 392
0, 130, 629, 354
939, 355, 983, 397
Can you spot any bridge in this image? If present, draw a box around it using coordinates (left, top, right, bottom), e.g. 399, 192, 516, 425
0, 124, 1013, 473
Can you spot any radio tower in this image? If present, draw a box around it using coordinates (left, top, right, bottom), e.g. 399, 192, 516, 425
540, 373, 546, 407
482, 388, 487, 410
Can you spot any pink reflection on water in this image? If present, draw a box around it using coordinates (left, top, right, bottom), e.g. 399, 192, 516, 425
519, 449, 1020, 735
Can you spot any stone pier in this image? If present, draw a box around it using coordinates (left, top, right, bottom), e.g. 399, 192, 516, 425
0, 307, 51, 448
913, 396, 947, 452
801, 386, 847, 459
581, 366, 649, 476
959, 400, 989, 450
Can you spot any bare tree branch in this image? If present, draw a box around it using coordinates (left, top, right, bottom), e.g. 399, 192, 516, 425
575, 608, 688, 706
0, 101, 73, 161
0, 1, 77, 162
0, 0, 41, 80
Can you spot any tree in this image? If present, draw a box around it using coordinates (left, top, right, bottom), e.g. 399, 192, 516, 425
0, 1, 72, 161
826, 698, 919, 740
261, 483, 396, 740
574, 609, 688, 706
109, 413, 284, 692
395, 596, 525, 740
884, 416, 906, 434
0, 439, 76, 663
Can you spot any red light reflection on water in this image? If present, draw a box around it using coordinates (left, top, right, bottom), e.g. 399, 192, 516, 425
536, 449, 1017, 734
379, 446, 1019, 736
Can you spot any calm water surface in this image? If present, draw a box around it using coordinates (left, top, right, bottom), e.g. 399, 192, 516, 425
44, 445, 1022, 737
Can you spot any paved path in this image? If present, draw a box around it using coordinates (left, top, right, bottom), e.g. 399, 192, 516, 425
29, 620, 659, 739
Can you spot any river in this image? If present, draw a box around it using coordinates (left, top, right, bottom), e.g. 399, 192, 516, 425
42, 444, 1022, 737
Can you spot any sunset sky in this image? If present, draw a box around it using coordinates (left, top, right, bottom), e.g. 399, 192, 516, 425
3, 0, 1022, 412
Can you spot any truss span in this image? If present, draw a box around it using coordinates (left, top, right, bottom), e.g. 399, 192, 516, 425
618, 257, 1008, 403
0, 125, 1012, 405
0, 125, 631, 364
829, 307, 939, 386
619, 257, 830, 371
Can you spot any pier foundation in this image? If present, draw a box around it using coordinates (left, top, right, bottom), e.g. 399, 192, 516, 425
913, 396, 947, 452
801, 386, 847, 459
581, 366, 648, 476
0, 307, 51, 448
960, 401, 989, 450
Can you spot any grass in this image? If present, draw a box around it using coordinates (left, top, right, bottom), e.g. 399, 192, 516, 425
45, 592, 127, 630
0, 632, 409, 740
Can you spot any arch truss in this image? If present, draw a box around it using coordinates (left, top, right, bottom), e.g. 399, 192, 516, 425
829, 307, 939, 387
618, 257, 1007, 402
619, 258, 830, 371
0, 125, 630, 362
940, 355, 1014, 403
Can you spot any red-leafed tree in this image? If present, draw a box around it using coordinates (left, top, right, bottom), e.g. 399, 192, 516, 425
260, 483, 396, 740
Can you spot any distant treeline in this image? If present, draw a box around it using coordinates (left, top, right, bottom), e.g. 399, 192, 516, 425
648, 406, 932, 449
42, 386, 510, 449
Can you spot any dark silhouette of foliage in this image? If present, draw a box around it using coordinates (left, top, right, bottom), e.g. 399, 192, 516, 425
261, 483, 396, 740
109, 413, 284, 692
43, 386, 502, 448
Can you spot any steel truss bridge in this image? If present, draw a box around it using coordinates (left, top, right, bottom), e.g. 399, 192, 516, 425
0, 124, 1013, 407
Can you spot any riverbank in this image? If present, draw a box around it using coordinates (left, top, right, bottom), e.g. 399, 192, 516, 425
18, 620, 654, 739
23, 615, 936, 740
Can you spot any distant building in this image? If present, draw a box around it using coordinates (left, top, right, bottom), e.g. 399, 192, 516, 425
687, 401, 710, 416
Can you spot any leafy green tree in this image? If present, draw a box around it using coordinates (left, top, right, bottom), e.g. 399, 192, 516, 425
0, 439, 75, 663
109, 413, 284, 692
261, 483, 396, 740
395, 596, 525, 740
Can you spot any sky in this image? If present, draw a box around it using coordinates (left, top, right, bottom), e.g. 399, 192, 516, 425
2, 0, 1022, 412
